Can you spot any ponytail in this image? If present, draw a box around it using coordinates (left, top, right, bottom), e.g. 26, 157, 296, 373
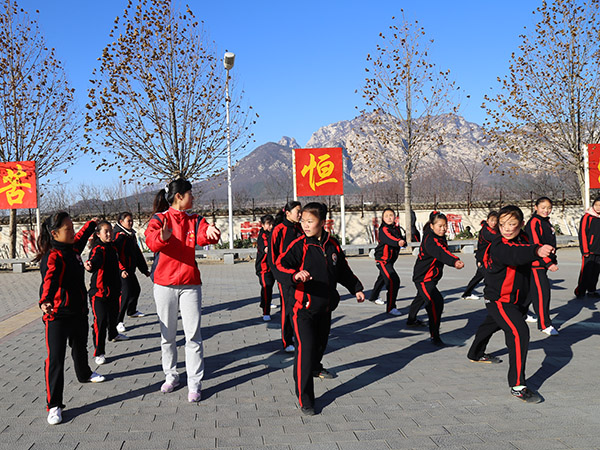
152, 178, 193, 215
33, 211, 70, 262
274, 200, 301, 225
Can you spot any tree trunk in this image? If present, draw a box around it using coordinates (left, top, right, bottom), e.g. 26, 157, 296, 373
9, 209, 17, 258
577, 164, 587, 208
404, 175, 412, 244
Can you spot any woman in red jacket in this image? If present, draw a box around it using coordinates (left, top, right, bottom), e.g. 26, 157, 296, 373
145, 179, 220, 403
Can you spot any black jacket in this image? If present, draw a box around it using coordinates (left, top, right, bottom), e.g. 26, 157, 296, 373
87, 240, 124, 299
475, 220, 498, 264
113, 223, 149, 275
578, 211, 600, 255
412, 229, 459, 283
374, 223, 405, 265
269, 218, 302, 284
524, 213, 557, 268
255, 229, 271, 275
39, 220, 96, 318
483, 231, 539, 304
276, 232, 363, 313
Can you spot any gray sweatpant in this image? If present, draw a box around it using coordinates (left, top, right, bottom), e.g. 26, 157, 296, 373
153, 284, 204, 393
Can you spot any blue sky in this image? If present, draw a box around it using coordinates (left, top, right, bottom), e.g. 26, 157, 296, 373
16, 0, 539, 187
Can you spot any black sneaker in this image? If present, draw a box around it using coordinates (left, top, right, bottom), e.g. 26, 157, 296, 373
470, 354, 502, 364
431, 337, 445, 347
301, 406, 316, 416
511, 387, 542, 403
313, 369, 336, 379
407, 319, 427, 328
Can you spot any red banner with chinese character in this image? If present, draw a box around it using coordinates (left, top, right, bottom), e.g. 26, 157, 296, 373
295, 147, 344, 197
589, 144, 600, 189
0, 161, 38, 209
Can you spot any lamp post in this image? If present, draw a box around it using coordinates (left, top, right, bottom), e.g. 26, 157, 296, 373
224, 52, 235, 249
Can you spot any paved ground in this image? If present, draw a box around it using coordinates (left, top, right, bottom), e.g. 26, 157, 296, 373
1, 247, 600, 450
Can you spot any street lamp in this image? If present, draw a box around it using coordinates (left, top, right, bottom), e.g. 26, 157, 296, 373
224, 52, 235, 249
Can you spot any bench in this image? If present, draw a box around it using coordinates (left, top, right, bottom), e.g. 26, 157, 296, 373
0, 258, 33, 273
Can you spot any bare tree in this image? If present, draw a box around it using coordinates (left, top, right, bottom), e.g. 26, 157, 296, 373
352, 12, 458, 241
0, 0, 81, 257
41, 183, 73, 213
483, 0, 600, 205
85, 0, 254, 183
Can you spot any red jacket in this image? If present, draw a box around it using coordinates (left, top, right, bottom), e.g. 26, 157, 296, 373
145, 208, 218, 286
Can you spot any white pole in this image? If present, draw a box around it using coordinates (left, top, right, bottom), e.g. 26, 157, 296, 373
340, 194, 346, 246
292, 149, 297, 201
226, 68, 233, 250
585, 143, 590, 210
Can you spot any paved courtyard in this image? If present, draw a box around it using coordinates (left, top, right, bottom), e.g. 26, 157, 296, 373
1, 247, 600, 450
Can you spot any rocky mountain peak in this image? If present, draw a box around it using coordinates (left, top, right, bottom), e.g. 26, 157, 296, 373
278, 136, 300, 149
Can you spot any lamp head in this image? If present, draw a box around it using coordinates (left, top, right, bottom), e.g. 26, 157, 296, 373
223, 52, 235, 70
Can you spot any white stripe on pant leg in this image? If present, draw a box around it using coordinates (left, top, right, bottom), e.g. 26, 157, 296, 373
153, 284, 180, 384
179, 285, 204, 393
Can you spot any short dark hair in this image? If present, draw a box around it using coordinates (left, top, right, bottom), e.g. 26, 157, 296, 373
302, 202, 327, 222
260, 214, 274, 225
487, 211, 499, 220
535, 197, 552, 206
498, 205, 524, 223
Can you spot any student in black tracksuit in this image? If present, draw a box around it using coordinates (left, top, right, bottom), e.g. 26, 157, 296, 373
276, 202, 365, 415
256, 214, 275, 321
575, 196, 600, 297
462, 211, 499, 300
85, 221, 129, 365
407, 211, 464, 346
475, 205, 554, 403
369, 208, 406, 315
269, 201, 303, 352
113, 212, 150, 332
36, 212, 105, 425
525, 197, 559, 335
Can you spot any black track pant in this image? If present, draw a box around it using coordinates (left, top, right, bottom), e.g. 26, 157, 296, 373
528, 267, 552, 329
486, 300, 529, 387
370, 261, 400, 312
408, 281, 444, 340
258, 271, 275, 316
463, 264, 484, 297
291, 307, 331, 409
277, 282, 295, 348
575, 254, 600, 296
118, 273, 141, 322
44, 315, 93, 410
90, 295, 119, 356
468, 313, 501, 360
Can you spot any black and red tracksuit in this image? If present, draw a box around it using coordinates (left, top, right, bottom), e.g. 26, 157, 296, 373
408, 229, 459, 340
575, 209, 600, 296
114, 223, 150, 322
525, 213, 557, 329
39, 220, 96, 411
369, 222, 405, 312
276, 231, 363, 409
463, 220, 498, 297
88, 240, 125, 356
269, 218, 303, 348
256, 228, 275, 316
477, 231, 541, 387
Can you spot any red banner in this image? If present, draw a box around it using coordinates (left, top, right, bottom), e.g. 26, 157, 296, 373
295, 147, 344, 197
0, 161, 38, 209
589, 144, 600, 189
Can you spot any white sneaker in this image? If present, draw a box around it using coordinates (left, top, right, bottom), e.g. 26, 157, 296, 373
111, 333, 129, 342
542, 326, 559, 336
262, 315, 271, 321
525, 314, 537, 323
95, 355, 106, 365
388, 308, 402, 316
116, 322, 126, 333
128, 311, 146, 318
462, 294, 480, 301
88, 372, 105, 383
284, 345, 295, 353
374, 298, 385, 305
47, 406, 62, 425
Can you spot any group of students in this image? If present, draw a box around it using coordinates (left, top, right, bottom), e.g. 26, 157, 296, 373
37, 179, 220, 425
37, 211, 149, 425
36, 184, 597, 424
